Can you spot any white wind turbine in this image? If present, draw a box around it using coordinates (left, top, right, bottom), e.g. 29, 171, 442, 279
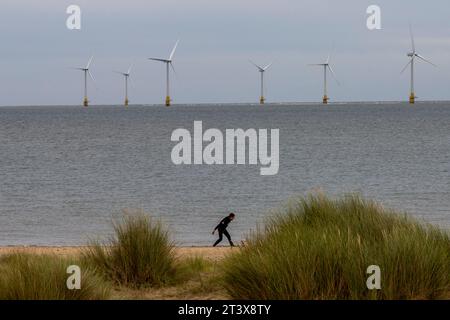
148, 40, 179, 106
401, 26, 436, 104
250, 60, 272, 104
73, 56, 95, 107
309, 52, 339, 104
114, 64, 133, 107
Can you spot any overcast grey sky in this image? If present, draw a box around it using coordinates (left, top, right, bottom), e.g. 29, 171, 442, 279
0, 0, 449, 105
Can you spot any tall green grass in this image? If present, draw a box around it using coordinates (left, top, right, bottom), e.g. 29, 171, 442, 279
222, 194, 450, 300
83, 214, 176, 288
0, 253, 110, 300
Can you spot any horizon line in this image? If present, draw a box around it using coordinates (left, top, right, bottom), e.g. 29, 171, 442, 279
1, 100, 450, 108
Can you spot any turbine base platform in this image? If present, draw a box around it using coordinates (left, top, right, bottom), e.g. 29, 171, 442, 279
83, 97, 88, 107
260, 96, 265, 105
165, 96, 171, 107
409, 93, 415, 104
323, 95, 329, 104
125, 99, 129, 107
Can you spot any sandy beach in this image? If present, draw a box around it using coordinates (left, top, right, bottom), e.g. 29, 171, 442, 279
0, 246, 232, 261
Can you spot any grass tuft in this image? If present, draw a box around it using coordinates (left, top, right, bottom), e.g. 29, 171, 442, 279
222, 194, 450, 300
83, 213, 176, 288
0, 253, 110, 300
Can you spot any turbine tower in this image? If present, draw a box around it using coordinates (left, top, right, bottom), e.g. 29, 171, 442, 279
309, 53, 339, 104
114, 64, 133, 107
250, 61, 272, 104
149, 40, 179, 106
401, 26, 436, 104
73, 56, 94, 107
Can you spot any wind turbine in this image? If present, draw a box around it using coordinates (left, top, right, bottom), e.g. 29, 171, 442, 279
309, 53, 339, 104
148, 40, 179, 106
401, 26, 436, 104
250, 60, 272, 104
114, 64, 133, 107
73, 56, 95, 107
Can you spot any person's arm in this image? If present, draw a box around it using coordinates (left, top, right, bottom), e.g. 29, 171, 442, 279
212, 222, 220, 234
212, 218, 225, 234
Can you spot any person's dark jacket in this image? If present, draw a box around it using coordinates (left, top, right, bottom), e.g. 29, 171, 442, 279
214, 216, 231, 231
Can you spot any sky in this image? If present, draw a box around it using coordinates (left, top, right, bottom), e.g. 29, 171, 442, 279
0, 0, 449, 105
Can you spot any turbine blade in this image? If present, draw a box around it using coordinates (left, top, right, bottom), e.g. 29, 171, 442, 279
88, 70, 95, 83
127, 63, 134, 75
249, 60, 264, 72
400, 59, 412, 74
263, 62, 273, 71
127, 74, 133, 89
170, 62, 176, 75
86, 56, 94, 69
416, 54, 437, 67
87, 70, 99, 91
326, 44, 336, 64
409, 24, 416, 53
169, 40, 179, 61
308, 64, 325, 66
149, 58, 169, 63
328, 65, 340, 85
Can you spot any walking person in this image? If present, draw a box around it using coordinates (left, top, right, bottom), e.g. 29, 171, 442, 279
212, 213, 235, 247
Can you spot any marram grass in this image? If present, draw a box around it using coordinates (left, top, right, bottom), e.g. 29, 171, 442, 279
83, 213, 177, 288
0, 253, 110, 300
222, 194, 450, 300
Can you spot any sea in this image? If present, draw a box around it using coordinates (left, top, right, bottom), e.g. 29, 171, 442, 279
1, 102, 449, 246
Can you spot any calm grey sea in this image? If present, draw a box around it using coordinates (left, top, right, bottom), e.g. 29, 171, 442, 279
0, 103, 449, 246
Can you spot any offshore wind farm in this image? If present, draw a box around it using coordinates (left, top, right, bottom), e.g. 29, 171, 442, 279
66, 25, 439, 107
2, 2, 450, 108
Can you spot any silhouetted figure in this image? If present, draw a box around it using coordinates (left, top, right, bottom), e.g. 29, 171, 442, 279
212, 213, 235, 247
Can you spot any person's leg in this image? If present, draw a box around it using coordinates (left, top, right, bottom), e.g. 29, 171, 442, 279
223, 229, 234, 246
213, 229, 223, 247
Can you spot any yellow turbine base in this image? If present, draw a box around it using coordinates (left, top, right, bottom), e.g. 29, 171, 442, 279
83, 97, 88, 107
125, 99, 129, 107
260, 96, 265, 105
165, 96, 171, 107
323, 95, 329, 104
409, 94, 415, 104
